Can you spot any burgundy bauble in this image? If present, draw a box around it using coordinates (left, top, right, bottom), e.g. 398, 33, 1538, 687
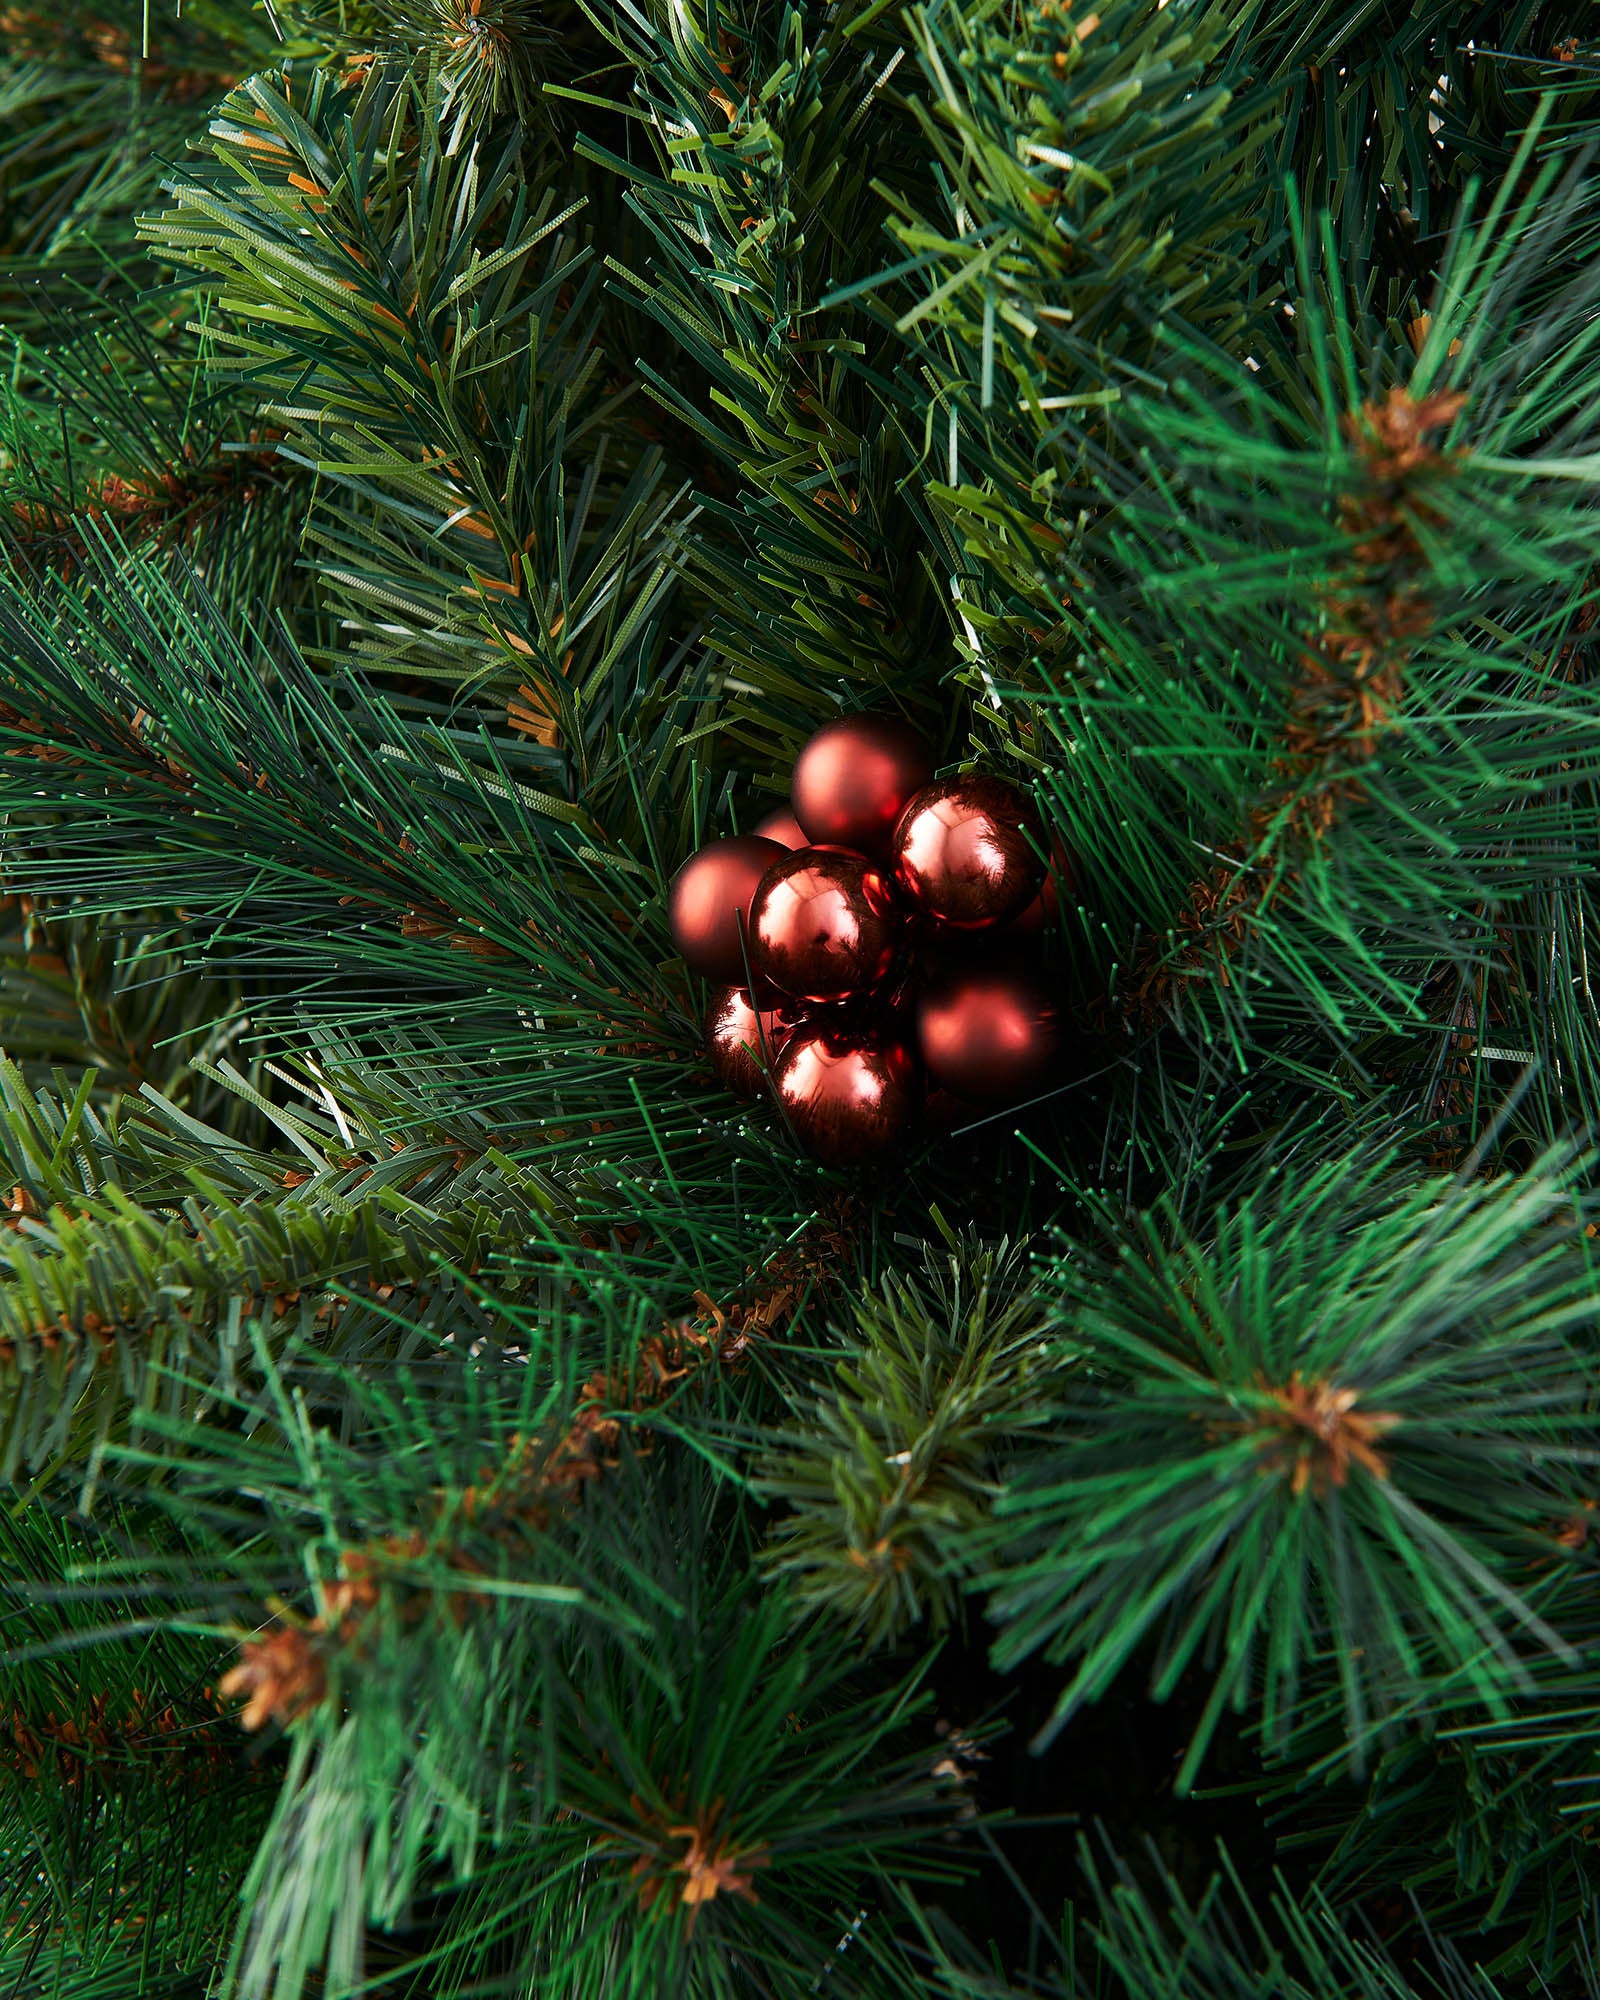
892, 775, 1044, 930
922, 1083, 984, 1135
668, 834, 786, 984
869, 960, 921, 1036
705, 984, 793, 1100
916, 962, 1060, 1102
773, 1023, 918, 1167
1006, 841, 1080, 935
754, 808, 809, 850
748, 846, 901, 1004
790, 715, 935, 856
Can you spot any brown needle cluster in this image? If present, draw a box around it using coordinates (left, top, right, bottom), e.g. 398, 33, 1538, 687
1229, 1370, 1404, 1499
6, 438, 286, 584
217, 1625, 334, 1735
1, 1686, 242, 1787
622, 1799, 768, 1925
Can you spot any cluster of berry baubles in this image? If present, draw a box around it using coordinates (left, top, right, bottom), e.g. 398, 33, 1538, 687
669, 715, 1071, 1168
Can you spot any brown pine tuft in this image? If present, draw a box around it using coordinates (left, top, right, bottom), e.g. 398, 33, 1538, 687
217, 1626, 330, 1733
506, 680, 562, 748
1242, 1370, 1403, 1498
5, 435, 285, 582
622, 1798, 767, 1925
1, 1686, 240, 1787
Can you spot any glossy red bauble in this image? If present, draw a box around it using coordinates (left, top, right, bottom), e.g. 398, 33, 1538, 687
773, 1023, 918, 1168
1005, 841, 1080, 935
680, 723, 1076, 1162
921, 1083, 984, 1135
668, 834, 787, 985
916, 961, 1059, 1102
748, 846, 900, 1004
790, 715, 935, 857
753, 808, 810, 851
705, 984, 793, 1100
892, 775, 1044, 930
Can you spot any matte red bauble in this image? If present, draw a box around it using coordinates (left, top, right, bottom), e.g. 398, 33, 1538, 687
748, 847, 900, 1004
705, 984, 793, 1100
917, 962, 1059, 1102
668, 834, 786, 985
892, 775, 1044, 930
790, 715, 934, 856
754, 808, 809, 850
773, 1023, 918, 1167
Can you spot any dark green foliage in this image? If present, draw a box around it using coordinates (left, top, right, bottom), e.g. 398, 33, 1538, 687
141, 61, 687, 719
104, 1338, 972, 1997
907, 1831, 1600, 1997
0, 1504, 282, 1988
1023, 155, 1600, 1048
414, 1511, 968, 1997
574, 0, 960, 767
1243, 1, 1600, 243
0, 897, 264, 1122
281, 0, 562, 130
0, 0, 287, 326
0, 289, 316, 643
1264, 1504, 1600, 1980
2, 0, 1600, 1994
0, 1058, 560, 1499
756, 1233, 1056, 1645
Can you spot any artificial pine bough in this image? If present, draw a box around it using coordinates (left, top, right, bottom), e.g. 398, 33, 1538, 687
0, 1, 1598, 1995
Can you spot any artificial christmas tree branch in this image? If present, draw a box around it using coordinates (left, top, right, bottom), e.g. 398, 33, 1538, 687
1121, 380, 1469, 1025
1, 0, 1599, 1993
979, 1139, 1599, 1790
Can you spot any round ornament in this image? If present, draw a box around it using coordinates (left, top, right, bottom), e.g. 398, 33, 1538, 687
892, 775, 1044, 930
668, 834, 786, 985
773, 1023, 918, 1167
868, 960, 921, 1035
753, 808, 810, 851
748, 846, 901, 1005
791, 715, 935, 857
922, 1083, 983, 1135
916, 961, 1059, 1102
1006, 841, 1079, 935
705, 984, 793, 1100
